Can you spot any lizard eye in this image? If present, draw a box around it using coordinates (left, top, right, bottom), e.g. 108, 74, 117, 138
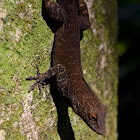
88, 112, 97, 121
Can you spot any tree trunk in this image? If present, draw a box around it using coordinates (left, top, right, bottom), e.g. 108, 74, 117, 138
0, 0, 118, 139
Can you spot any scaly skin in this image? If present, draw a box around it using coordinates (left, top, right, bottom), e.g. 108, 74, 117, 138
27, 0, 107, 135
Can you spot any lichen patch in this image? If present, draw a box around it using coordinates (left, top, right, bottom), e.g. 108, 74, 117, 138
19, 93, 38, 140
15, 28, 22, 42
0, 8, 7, 33
100, 55, 106, 69
0, 20, 3, 33
0, 130, 6, 140
0, 119, 4, 124
0, 8, 7, 18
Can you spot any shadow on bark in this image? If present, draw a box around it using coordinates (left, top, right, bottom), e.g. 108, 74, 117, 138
50, 84, 75, 140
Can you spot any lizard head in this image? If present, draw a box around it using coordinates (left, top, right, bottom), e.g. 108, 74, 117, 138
85, 102, 107, 135
73, 92, 107, 135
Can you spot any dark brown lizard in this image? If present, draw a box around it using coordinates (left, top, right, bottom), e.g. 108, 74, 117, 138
27, 0, 107, 135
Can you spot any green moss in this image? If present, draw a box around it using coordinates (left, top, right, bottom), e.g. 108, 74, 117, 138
0, 0, 118, 139
80, 0, 118, 139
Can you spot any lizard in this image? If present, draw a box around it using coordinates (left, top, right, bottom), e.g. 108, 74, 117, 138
26, 0, 107, 135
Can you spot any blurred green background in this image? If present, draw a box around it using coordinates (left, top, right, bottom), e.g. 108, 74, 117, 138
118, 0, 140, 139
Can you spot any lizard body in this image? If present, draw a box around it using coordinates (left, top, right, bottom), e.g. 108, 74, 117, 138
27, 0, 107, 135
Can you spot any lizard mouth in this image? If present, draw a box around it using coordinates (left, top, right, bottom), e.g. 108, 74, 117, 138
89, 123, 105, 135
87, 121, 105, 135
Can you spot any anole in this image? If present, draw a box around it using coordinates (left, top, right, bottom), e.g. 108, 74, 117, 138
27, 0, 107, 135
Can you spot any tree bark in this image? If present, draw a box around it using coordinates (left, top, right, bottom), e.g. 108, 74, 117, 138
0, 0, 118, 139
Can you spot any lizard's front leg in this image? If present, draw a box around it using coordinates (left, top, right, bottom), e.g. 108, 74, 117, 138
42, 0, 66, 32
78, 0, 91, 30
26, 64, 68, 96
44, 0, 66, 23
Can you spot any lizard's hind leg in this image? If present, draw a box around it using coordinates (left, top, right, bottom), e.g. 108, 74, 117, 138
26, 64, 68, 95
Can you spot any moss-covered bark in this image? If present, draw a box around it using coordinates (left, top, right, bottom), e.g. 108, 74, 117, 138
0, 0, 118, 139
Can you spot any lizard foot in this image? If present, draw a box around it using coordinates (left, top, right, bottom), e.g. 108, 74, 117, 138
26, 64, 67, 93
26, 65, 46, 93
